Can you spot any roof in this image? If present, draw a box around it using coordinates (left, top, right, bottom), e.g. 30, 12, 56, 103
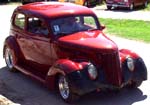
16, 2, 95, 18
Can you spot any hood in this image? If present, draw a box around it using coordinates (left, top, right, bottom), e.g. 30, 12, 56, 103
58, 30, 122, 86
58, 30, 118, 52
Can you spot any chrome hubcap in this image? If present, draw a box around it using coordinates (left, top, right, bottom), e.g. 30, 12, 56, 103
84, 2, 88, 6
5, 48, 13, 69
58, 76, 70, 99
144, 2, 148, 7
130, 4, 134, 10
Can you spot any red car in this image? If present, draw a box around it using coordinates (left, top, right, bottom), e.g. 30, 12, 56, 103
106, 0, 148, 10
3, 2, 147, 103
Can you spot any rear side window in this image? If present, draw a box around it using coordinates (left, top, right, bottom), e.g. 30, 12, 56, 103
27, 17, 49, 36
14, 13, 25, 29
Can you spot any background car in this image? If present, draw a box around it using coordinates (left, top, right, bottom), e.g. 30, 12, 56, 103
0, 0, 10, 3
3, 2, 147, 103
21, 0, 50, 4
59, 0, 100, 7
21, 0, 101, 7
106, 0, 148, 10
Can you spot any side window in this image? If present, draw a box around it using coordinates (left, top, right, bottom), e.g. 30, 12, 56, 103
83, 16, 97, 29
27, 17, 49, 36
14, 13, 25, 29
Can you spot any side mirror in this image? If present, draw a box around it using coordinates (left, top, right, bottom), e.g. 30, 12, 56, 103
100, 25, 106, 30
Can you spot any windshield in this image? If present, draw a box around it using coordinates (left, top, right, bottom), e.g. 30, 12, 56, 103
51, 15, 99, 36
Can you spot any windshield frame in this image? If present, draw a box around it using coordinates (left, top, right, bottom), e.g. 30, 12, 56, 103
49, 15, 101, 38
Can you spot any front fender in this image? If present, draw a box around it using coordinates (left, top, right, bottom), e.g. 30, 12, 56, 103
48, 59, 89, 76
46, 59, 89, 90
122, 58, 147, 83
119, 49, 147, 83
119, 49, 140, 63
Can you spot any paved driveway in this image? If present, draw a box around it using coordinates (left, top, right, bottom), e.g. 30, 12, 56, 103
0, 4, 150, 105
92, 5, 150, 21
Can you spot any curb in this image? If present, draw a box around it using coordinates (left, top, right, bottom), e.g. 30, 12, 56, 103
0, 95, 20, 105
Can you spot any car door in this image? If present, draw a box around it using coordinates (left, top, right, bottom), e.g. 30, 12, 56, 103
15, 14, 51, 78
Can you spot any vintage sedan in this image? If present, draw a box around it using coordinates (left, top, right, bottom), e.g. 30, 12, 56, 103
3, 2, 147, 103
106, 0, 148, 10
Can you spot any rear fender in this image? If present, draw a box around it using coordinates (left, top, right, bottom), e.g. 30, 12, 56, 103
3, 36, 23, 62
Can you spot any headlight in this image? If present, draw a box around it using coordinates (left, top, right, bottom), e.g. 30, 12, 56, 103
88, 64, 98, 80
127, 57, 134, 71
124, 0, 128, 2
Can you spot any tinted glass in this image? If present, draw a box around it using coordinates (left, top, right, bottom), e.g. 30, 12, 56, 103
51, 15, 98, 36
27, 17, 49, 36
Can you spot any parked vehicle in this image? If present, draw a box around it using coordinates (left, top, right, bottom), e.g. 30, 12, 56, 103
0, 0, 10, 3
21, 0, 100, 7
59, 0, 100, 7
3, 2, 147, 103
106, 0, 148, 10
21, 0, 49, 4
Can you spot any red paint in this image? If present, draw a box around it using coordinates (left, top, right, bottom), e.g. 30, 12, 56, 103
4, 2, 146, 92
55, 59, 84, 73
17, 2, 94, 18
119, 49, 140, 63
59, 31, 118, 51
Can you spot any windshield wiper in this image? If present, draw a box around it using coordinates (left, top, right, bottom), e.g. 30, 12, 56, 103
88, 28, 98, 31
57, 32, 69, 36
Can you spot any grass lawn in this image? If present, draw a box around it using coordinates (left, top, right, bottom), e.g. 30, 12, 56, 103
0, 1, 21, 5
6, 2, 21, 5
99, 18, 150, 43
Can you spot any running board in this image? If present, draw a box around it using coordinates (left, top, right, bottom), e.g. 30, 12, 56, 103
14, 65, 45, 84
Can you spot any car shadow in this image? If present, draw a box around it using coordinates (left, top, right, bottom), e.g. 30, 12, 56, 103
0, 66, 56, 104
0, 66, 147, 105
77, 88, 147, 105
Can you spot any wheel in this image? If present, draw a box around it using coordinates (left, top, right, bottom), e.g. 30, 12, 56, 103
129, 3, 134, 10
58, 75, 79, 103
4, 45, 17, 72
107, 6, 112, 10
83, 1, 89, 7
143, 1, 148, 8
127, 80, 142, 88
